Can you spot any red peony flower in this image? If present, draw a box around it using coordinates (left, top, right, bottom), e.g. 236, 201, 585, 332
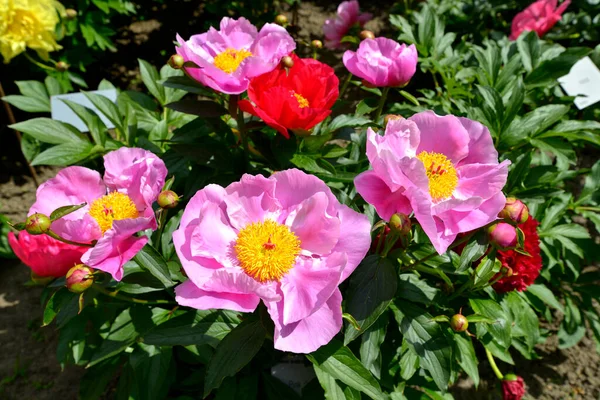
493, 217, 542, 293
9, 231, 87, 278
238, 54, 339, 138
502, 375, 526, 400
509, 0, 571, 41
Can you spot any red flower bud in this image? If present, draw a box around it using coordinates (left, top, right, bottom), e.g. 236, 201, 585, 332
25, 213, 51, 235
311, 39, 323, 49
389, 213, 411, 235
450, 314, 468, 332
275, 14, 288, 26
65, 264, 94, 293
502, 374, 525, 400
168, 54, 185, 69
157, 190, 180, 209
499, 198, 529, 224
488, 222, 517, 249
359, 30, 375, 40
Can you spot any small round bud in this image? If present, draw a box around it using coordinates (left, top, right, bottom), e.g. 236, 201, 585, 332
384, 114, 403, 126
503, 373, 519, 382
275, 14, 288, 26
65, 264, 94, 293
389, 213, 411, 235
450, 314, 469, 332
157, 190, 180, 209
65, 8, 77, 20
25, 213, 51, 235
281, 55, 294, 69
311, 39, 323, 49
499, 197, 529, 224
359, 30, 375, 40
31, 271, 53, 286
500, 265, 513, 277
55, 61, 69, 72
168, 54, 185, 69
488, 222, 518, 250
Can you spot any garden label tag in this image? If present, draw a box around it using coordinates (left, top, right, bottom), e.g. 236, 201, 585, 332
50, 89, 118, 132
558, 56, 600, 110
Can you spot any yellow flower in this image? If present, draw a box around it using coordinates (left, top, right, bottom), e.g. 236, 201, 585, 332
0, 0, 63, 64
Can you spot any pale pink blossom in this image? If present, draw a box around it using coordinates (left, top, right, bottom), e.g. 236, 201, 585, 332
509, 0, 571, 41
323, 1, 372, 49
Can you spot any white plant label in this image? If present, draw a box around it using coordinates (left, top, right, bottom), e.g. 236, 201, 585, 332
558, 56, 600, 110
51, 89, 118, 132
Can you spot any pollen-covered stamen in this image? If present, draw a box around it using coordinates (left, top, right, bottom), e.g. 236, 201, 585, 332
416, 151, 458, 202
213, 48, 252, 74
88, 192, 139, 234
235, 220, 300, 282
291, 91, 309, 108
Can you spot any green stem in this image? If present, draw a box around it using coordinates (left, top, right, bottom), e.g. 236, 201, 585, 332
339, 73, 353, 99
575, 206, 600, 212
448, 279, 472, 300
46, 230, 94, 247
485, 348, 504, 380
374, 87, 390, 121
413, 264, 453, 290
92, 284, 175, 305
24, 52, 54, 71
237, 102, 249, 172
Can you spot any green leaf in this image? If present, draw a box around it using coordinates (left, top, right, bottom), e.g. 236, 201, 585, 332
313, 365, 347, 400
16, 80, 49, 102
291, 154, 332, 175
396, 273, 440, 305
502, 292, 539, 353
143, 309, 241, 347
454, 335, 480, 388
469, 298, 511, 349
50, 203, 87, 221
472, 256, 501, 287
307, 340, 386, 400
61, 99, 107, 146
543, 224, 590, 239
399, 90, 420, 106
134, 245, 175, 288
45, 76, 63, 96
327, 115, 371, 132
31, 142, 96, 166
166, 99, 227, 117
516, 31, 541, 72
390, 301, 453, 392
344, 255, 398, 344
526, 47, 591, 87
161, 75, 215, 96
262, 372, 301, 400
399, 341, 419, 381
360, 313, 388, 379
83, 91, 123, 133
139, 59, 166, 104
42, 288, 75, 326
203, 318, 266, 397
129, 344, 173, 400
457, 231, 489, 272
2, 95, 50, 112
10, 118, 87, 145
79, 356, 121, 400
525, 284, 564, 313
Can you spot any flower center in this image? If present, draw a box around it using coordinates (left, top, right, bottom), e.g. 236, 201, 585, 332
88, 192, 139, 234
291, 91, 309, 108
7, 10, 40, 38
416, 151, 458, 201
235, 220, 301, 283
213, 48, 252, 74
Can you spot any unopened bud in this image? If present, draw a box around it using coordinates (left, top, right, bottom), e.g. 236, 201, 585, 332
65, 264, 94, 293
311, 39, 323, 49
65, 8, 77, 19
359, 30, 375, 40
281, 55, 294, 69
503, 373, 519, 382
450, 314, 468, 332
25, 213, 51, 235
275, 14, 288, 26
168, 54, 185, 69
488, 222, 517, 250
389, 213, 411, 235
56, 61, 69, 72
499, 197, 529, 224
31, 271, 53, 286
384, 114, 403, 126
157, 190, 180, 209
500, 265, 513, 277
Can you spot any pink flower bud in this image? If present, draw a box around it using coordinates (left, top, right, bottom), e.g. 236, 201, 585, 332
389, 213, 411, 235
157, 190, 180, 209
502, 374, 525, 400
450, 314, 468, 332
488, 222, 518, 249
25, 213, 51, 235
499, 197, 529, 224
66, 264, 94, 293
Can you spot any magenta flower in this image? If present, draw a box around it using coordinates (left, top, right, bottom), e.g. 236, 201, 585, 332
343, 37, 418, 87
323, 1, 372, 49
173, 169, 371, 353
509, 0, 571, 41
355, 112, 510, 254
29, 148, 167, 280
175, 17, 296, 95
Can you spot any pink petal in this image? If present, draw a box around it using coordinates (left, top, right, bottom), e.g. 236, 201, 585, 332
175, 280, 260, 313
272, 169, 338, 215
454, 161, 510, 200
410, 111, 470, 164
354, 171, 412, 221
456, 117, 499, 166
200, 268, 280, 302
224, 173, 279, 230
190, 202, 237, 267
332, 206, 372, 283
437, 192, 506, 235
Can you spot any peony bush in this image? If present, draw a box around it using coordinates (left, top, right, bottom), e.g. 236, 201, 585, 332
2, 0, 600, 398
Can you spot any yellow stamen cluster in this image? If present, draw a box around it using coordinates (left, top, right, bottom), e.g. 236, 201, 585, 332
292, 92, 309, 108
416, 151, 458, 201
213, 48, 252, 74
88, 192, 139, 234
235, 220, 301, 282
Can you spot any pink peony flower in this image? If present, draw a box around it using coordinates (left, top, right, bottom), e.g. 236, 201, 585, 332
28, 148, 167, 281
343, 38, 418, 87
8, 231, 87, 278
173, 169, 371, 353
509, 0, 571, 41
355, 112, 510, 254
323, 1, 372, 49
175, 17, 296, 95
